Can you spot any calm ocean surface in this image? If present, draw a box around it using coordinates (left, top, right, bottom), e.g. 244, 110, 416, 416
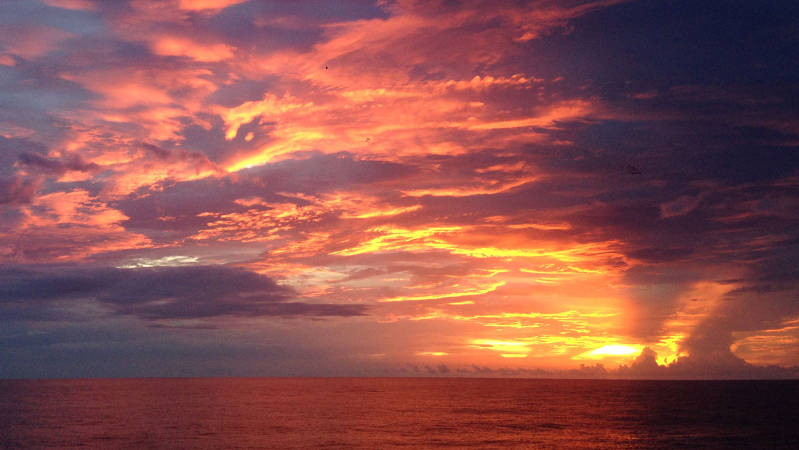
0, 378, 797, 449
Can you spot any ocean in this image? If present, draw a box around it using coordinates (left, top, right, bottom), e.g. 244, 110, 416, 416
0, 378, 797, 448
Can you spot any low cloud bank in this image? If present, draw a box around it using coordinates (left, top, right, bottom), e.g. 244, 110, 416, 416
398, 348, 799, 380
0, 265, 367, 322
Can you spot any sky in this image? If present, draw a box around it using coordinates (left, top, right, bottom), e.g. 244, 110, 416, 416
1, 0, 798, 379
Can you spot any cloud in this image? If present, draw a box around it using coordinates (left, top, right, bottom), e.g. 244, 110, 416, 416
176, 0, 247, 12
115, 151, 413, 237
0, 176, 39, 205
1, 0, 798, 378
149, 34, 235, 62
614, 347, 799, 380
659, 194, 702, 218
40, 0, 97, 11
394, 346, 799, 379
0, 265, 367, 322
18, 151, 99, 175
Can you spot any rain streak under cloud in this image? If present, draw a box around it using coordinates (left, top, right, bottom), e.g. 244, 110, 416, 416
1, 0, 799, 379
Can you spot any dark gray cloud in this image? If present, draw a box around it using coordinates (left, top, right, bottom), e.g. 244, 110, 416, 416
0, 136, 49, 175
0, 176, 39, 205
612, 347, 799, 380
0, 265, 367, 322
138, 142, 218, 169
18, 151, 99, 175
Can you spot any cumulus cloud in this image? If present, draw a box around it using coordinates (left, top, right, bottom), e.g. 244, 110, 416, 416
614, 347, 799, 380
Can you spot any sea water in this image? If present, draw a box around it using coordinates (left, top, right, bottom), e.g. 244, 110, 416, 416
1, 378, 797, 448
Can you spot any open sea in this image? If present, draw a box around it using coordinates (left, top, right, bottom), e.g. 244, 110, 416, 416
0, 378, 797, 448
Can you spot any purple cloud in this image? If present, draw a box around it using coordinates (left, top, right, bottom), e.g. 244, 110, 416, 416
0, 265, 367, 321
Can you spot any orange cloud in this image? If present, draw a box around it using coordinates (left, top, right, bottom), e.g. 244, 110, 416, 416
1, 190, 150, 262
150, 35, 236, 62
176, 0, 247, 11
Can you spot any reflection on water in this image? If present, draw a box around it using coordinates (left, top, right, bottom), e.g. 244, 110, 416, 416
1, 378, 797, 448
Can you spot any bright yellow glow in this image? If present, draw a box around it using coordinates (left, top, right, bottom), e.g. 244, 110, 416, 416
378, 281, 505, 303
341, 204, 422, 219
577, 344, 643, 360
591, 344, 641, 356
471, 339, 530, 357
329, 226, 621, 267
330, 226, 462, 256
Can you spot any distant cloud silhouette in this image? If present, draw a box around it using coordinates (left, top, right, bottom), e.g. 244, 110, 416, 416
0, 265, 367, 322
398, 347, 799, 379
614, 347, 799, 380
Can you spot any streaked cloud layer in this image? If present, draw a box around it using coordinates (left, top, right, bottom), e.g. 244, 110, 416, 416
2, 0, 798, 378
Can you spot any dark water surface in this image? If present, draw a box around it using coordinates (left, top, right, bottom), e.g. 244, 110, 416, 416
1, 378, 797, 448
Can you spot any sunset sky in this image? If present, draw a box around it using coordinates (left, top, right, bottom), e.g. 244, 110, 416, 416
2, 0, 798, 379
